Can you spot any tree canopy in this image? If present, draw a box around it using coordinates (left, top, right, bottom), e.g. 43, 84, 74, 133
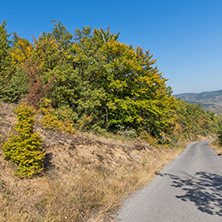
0, 20, 218, 141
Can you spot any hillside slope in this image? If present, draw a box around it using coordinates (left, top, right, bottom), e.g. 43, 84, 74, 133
175, 89, 222, 113
0, 101, 183, 222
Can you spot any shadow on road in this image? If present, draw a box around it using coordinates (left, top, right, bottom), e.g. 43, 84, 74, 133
165, 172, 222, 216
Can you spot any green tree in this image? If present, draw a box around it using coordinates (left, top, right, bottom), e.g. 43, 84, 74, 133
49, 25, 177, 136
174, 100, 217, 139
0, 20, 15, 101
217, 122, 222, 145
50, 26, 108, 130
99, 39, 177, 136
0, 30, 31, 102
2, 68, 29, 102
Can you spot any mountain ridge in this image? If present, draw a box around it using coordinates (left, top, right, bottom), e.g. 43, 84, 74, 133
174, 89, 222, 113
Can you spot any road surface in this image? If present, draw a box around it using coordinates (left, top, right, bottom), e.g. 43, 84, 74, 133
117, 141, 222, 222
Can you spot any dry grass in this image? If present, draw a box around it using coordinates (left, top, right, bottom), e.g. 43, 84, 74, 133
0, 143, 183, 222
209, 140, 222, 156
0, 101, 184, 222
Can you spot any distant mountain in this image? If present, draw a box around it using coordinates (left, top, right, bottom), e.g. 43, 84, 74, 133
174, 89, 222, 113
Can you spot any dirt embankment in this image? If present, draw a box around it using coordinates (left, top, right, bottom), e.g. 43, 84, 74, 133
0, 101, 183, 222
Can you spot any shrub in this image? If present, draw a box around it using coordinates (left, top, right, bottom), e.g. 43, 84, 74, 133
40, 98, 77, 134
140, 131, 159, 148
3, 104, 45, 178
217, 123, 222, 145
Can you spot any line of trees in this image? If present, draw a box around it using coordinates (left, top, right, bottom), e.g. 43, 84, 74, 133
0, 20, 219, 142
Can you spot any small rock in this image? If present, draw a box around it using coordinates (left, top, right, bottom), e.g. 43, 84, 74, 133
120, 155, 128, 161
130, 152, 138, 161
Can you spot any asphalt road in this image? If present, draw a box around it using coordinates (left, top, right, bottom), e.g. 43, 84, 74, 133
117, 141, 222, 222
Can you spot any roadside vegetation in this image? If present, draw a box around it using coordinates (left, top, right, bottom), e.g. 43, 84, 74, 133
0, 19, 219, 141
0, 20, 221, 221
209, 119, 222, 155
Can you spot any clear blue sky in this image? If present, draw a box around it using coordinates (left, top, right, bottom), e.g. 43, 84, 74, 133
1, 0, 221, 94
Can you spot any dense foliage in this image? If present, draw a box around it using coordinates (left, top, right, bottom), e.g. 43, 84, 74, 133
0, 20, 219, 142
217, 118, 222, 145
3, 104, 45, 178
172, 100, 218, 142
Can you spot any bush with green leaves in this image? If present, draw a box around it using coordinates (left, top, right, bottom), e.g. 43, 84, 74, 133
3, 104, 45, 178
217, 123, 222, 145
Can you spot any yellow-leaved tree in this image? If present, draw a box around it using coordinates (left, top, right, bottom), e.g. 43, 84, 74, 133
3, 104, 45, 178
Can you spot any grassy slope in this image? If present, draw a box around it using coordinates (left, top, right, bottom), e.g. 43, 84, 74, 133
0, 101, 184, 222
